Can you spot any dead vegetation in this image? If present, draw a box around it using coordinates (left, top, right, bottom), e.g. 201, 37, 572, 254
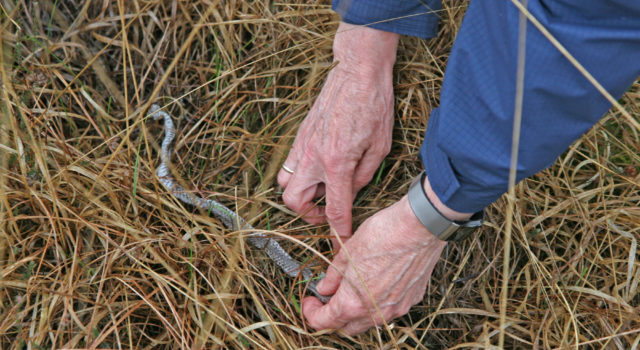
0, 0, 639, 348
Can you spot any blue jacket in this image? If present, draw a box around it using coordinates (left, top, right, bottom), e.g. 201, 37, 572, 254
333, 0, 640, 212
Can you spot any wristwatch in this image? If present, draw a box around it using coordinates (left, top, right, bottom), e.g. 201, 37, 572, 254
408, 171, 484, 241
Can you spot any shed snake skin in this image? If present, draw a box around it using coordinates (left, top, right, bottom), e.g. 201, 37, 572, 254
150, 104, 329, 303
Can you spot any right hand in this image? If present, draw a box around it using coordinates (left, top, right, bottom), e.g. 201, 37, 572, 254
302, 195, 447, 335
277, 23, 400, 243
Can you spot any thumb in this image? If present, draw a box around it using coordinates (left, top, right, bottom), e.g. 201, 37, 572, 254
316, 251, 346, 296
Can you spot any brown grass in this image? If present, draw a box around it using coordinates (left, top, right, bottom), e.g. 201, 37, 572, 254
1, 0, 639, 348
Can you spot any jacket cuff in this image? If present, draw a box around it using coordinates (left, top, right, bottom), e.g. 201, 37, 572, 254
332, 0, 441, 39
420, 108, 494, 213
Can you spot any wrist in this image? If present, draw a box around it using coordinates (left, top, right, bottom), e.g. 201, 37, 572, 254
405, 171, 482, 242
332, 22, 399, 76
398, 195, 440, 240
422, 174, 473, 222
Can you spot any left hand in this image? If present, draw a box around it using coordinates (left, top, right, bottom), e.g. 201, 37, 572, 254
277, 23, 399, 245
302, 195, 447, 335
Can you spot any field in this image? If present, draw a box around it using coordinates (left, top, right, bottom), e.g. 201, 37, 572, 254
1, 0, 639, 348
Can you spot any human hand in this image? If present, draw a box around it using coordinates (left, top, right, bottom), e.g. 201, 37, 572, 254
302, 195, 448, 335
277, 22, 400, 243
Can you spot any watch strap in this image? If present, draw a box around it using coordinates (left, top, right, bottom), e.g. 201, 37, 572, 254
408, 171, 484, 241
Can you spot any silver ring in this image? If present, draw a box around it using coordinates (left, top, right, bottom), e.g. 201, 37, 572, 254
282, 164, 295, 174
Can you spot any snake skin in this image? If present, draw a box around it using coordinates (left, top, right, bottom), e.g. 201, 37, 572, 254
150, 104, 329, 303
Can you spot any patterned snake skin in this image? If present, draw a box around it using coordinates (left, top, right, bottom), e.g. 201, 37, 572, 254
150, 104, 329, 303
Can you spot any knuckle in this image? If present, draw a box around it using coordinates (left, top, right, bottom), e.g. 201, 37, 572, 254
343, 303, 363, 317
381, 139, 392, 154
371, 137, 392, 157
398, 303, 412, 317
322, 152, 355, 173
338, 299, 364, 317
307, 316, 322, 330
374, 146, 391, 160
282, 191, 301, 211
325, 205, 346, 221
370, 307, 395, 325
322, 158, 342, 174
354, 172, 373, 188
412, 290, 426, 305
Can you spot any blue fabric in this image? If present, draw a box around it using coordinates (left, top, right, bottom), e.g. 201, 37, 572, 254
332, 0, 441, 39
421, 0, 640, 212
333, 0, 640, 213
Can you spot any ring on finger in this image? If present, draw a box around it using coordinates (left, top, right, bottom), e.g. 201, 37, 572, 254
282, 164, 295, 174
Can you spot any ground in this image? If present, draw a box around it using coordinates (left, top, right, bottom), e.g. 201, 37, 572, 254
0, 1, 639, 348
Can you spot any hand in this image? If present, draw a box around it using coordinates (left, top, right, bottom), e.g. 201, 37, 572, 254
302, 195, 448, 335
277, 22, 400, 243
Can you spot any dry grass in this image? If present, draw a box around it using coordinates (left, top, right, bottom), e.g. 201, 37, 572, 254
1, 0, 639, 348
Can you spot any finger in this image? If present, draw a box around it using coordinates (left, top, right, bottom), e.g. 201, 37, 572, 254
342, 319, 376, 336
277, 166, 294, 190
277, 154, 299, 190
324, 169, 355, 239
352, 147, 387, 191
283, 149, 332, 222
277, 131, 305, 189
329, 228, 350, 257
280, 173, 324, 214
316, 252, 347, 296
303, 296, 347, 331
330, 219, 353, 252
342, 307, 395, 336
330, 237, 348, 254
282, 182, 325, 223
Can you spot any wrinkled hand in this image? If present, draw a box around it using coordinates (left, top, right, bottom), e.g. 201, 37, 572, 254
302, 195, 447, 335
277, 23, 399, 242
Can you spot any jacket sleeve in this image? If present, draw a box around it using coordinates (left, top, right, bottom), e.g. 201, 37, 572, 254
421, 0, 640, 213
332, 0, 442, 39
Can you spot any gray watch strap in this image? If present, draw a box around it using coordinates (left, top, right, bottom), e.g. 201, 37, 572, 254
408, 171, 484, 241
